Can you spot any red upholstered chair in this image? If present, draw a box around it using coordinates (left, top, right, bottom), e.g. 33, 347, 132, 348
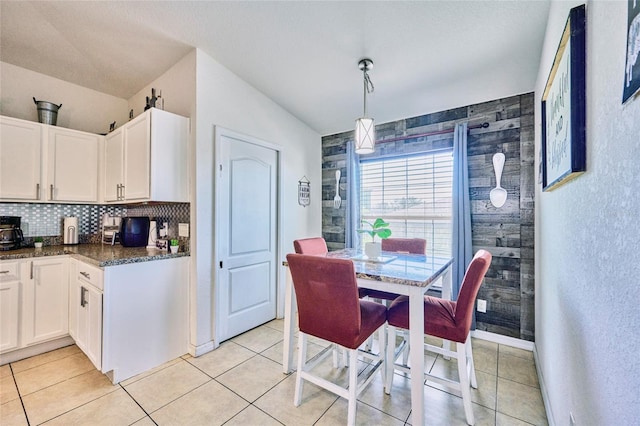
384, 249, 492, 426
381, 237, 427, 255
286, 253, 387, 426
293, 237, 328, 255
361, 238, 427, 302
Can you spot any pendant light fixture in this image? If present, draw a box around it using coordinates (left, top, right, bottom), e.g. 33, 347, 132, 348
354, 58, 375, 154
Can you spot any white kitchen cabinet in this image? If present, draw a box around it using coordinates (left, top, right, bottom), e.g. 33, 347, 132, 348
69, 259, 103, 370
104, 108, 188, 203
104, 129, 124, 202
47, 127, 100, 202
123, 112, 151, 200
102, 257, 188, 383
0, 116, 43, 201
22, 257, 69, 346
0, 262, 21, 353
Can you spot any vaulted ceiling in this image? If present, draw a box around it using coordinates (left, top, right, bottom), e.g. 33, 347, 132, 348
0, 1, 550, 135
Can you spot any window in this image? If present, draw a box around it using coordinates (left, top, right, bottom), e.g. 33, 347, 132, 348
359, 150, 453, 257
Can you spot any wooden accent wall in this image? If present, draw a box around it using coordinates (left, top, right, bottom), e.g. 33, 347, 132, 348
321, 93, 535, 341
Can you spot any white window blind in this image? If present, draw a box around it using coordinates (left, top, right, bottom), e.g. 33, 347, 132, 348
359, 150, 453, 257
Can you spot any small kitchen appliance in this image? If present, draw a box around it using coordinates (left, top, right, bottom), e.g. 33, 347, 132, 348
120, 217, 150, 247
63, 217, 79, 245
147, 220, 158, 248
0, 216, 24, 251
102, 214, 121, 245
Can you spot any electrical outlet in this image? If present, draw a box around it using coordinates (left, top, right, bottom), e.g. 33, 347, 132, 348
477, 299, 487, 313
178, 223, 189, 237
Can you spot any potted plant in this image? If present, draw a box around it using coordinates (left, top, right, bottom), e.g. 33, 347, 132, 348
357, 218, 392, 259
34, 236, 43, 248
169, 239, 179, 254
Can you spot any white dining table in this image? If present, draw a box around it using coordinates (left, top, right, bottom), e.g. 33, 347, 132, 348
282, 248, 453, 425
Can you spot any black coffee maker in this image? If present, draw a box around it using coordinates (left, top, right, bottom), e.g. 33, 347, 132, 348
0, 216, 24, 250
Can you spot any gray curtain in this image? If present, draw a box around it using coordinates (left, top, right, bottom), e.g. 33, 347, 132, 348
452, 122, 472, 305
345, 141, 361, 249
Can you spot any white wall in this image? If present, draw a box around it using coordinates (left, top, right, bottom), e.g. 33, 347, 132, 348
138, 49, 322, 352
535, 2, 640, 425
193, 49, 321, 349
0, 61, 128, 134
127, 51, 196, 121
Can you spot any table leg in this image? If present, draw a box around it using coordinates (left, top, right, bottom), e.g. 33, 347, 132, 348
282, 267, 296, 374
408, 286, 425, 425
442, 265, 453, 357
442, 265, 452, 301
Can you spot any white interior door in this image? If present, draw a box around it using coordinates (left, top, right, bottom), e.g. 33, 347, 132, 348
216, 128, 278, 342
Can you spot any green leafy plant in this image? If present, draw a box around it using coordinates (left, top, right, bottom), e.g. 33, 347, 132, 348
34, 236, 43, 243
170, 239, 179, 246
357, 218, 392, 242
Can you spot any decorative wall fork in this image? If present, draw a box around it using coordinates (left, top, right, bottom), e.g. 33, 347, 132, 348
334, 170, 341, 209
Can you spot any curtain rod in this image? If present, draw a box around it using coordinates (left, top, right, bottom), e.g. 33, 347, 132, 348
376, 122, 489, 145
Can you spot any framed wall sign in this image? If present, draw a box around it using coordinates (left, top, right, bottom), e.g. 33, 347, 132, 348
541, 4, 586, 191
298, 176, 310, 207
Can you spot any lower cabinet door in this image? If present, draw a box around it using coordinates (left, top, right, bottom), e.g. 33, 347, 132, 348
22, 258, 69, 346
0, 281, 20, 353
82, 283, 103, 370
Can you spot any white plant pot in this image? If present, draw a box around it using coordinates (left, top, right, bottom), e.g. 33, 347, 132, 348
365, 242, 381, 259
170, 245, 179, 254
34, 242, 43, 248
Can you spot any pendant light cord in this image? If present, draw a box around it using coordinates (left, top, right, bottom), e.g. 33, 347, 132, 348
363, 69, 374, 116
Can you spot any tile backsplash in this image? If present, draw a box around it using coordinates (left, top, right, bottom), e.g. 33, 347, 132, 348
0, 202, 190, 242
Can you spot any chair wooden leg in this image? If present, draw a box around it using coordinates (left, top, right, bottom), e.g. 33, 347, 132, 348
402, 330, 410, 365
294, 333, 307, 406
347, 349, 358, 426
466, 337, 478, 389
385, 325, 396, 394
456, 342, 475, 425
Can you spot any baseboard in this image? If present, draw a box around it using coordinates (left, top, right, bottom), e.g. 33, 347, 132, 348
470, 329, 535, 351
0, 336, 75, 365
533, 345, 556, 426
189, 340, 216, 357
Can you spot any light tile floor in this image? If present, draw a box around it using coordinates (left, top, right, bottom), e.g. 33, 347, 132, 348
0, 319, 548, 425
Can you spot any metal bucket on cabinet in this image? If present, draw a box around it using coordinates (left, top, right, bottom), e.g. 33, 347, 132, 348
33, 97, 62, 125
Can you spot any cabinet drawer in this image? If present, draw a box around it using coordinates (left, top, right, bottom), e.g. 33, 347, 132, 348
77, 262, 103, 291
0, 261, 19, 281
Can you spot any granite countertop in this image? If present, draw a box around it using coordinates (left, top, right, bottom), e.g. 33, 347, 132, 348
0, 244, 189, 268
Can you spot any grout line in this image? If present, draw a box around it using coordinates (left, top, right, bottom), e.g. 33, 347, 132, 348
221, 404, 285, 426
119, 384, 158, 425
9, 364, 31, 426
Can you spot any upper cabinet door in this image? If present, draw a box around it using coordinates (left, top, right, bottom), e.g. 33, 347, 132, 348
104, 129, 124, 202
48, 127, 100, 202
123, 113, 150, 201
0, 117, 43, 201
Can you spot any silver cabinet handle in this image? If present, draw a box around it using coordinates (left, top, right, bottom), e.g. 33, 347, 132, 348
50, 184, 54, 200
80, 286, 88, 307
120, 184, 125, 200
0, 270, 9, 274
36, 183, 40, 200
80, 271, 90, 279
30, 261, 34, 280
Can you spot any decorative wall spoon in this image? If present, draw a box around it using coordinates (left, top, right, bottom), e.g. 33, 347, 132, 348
490, 153, 507, 208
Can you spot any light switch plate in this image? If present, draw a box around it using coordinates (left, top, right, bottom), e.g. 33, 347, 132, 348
178, 223, 189, 237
